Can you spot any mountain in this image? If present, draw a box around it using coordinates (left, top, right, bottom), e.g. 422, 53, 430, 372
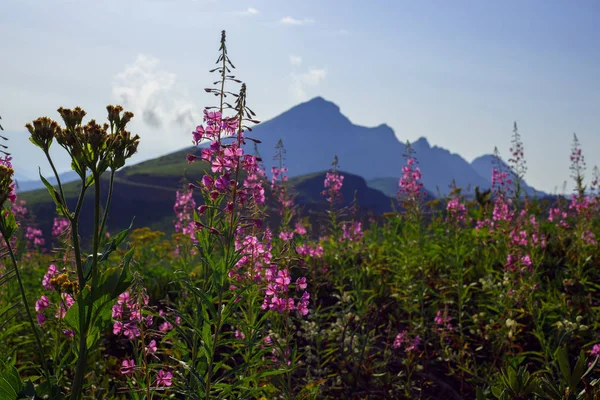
17, 147, 397, 244
16, 97, 542, 199
15, 171, 79, 193
244, 97, 406, 181
289, 170, 395, 214
470, 155, 544, 197
242, 97, 537, 197
16, 96, 548, 241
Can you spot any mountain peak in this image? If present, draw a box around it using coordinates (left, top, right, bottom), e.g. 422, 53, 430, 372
298, 96, 341, 113
412, 136, 430, 150
270, 96, 350, 128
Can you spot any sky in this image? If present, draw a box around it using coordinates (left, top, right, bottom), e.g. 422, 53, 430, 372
1, 0, 599, 193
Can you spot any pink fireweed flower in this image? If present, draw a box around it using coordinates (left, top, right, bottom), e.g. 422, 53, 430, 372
146, 339, 158, 354
393, 330, 420, 352
113, 321, 123, 335
279, 231, 294, 241
123, 322, 141, 339
294, 222, 307, 236
52, 217, 70, 237
393, 331, 407, 349
25, 226, 45, 247
322, 171, 344, 204
446, 197, 466, 222
112, 304, 123, 319
117, 292, 130, 305
406, 336, 420, 352
121, 359, 135, 375
235, 329, 245, 340
491, 166, 513, 200
37, 313, 46, 326
341, 221, 363, 242
397, 144, 425, 210
297, 291, 310, 316
174, 190, 197, 243
192, 125, 205, 144
55, 294, 75, 319
155, 370, 173, 387
434, 310, 454, 331
35, 295, 50, 312
296, 277, 307, 290
159, 321, 173, 333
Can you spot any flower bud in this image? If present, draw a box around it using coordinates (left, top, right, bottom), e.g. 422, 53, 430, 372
26, 117, 60, 151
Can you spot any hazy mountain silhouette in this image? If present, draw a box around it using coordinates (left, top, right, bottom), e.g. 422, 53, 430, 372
471, 154, 543, 197
16, 171, 79, 193
243, 96, 541, 196
16, 97, 544, 198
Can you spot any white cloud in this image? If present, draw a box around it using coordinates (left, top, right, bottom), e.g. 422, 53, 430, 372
289, 55, 302, 66
279, 16, 315, 26
112, 54, 201, 149
238, 7, 259, 16
290, 68, 327, 101
336, 29, 349, 35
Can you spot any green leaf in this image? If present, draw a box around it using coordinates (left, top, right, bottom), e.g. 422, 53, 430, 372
38, 168, 67, 217
85, 173, 95, 189
96, 248, 133, 301
554, 346, 571, 384
63, 302, 80, 335
0, 361, 23, 400
0, 211, 18, 241
83, 218, 135, 282
202, 322, 214, 359
490, 386, 503, 399
570, 350, 587, 389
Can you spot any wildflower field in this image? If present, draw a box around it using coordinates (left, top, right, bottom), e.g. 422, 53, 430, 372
2, 31, 600, 400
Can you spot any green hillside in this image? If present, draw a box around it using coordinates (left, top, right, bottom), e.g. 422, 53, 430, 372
19, 147, 395, 245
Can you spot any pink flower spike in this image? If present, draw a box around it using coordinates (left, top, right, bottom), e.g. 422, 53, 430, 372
156, 370, 173, 387
146, 339, 158, 354
159, 321, 173, 332
121, 359, 136, 375
35, 295, 50, 312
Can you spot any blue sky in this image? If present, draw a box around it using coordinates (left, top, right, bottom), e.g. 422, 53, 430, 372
1, 0, 599, 193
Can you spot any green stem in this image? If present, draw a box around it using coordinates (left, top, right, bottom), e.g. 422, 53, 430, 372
205, 290, 224, 399
4, 237, 51, 381
43, 150, 66, 205
98, 170, 116, 243
70, 174, 101, 400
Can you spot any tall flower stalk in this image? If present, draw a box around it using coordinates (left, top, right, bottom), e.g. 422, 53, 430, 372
508, 121, 527, 202
570, 133, 586, 198
25, 105, 140, 399
180, 30, 310, 399
0, 154, 52, 384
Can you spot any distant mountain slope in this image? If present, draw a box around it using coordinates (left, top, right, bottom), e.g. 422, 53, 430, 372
471, 154, 544, 197
17, 96, 548, 240
16, 97, 543, 198
241, 97, 539, 196
16, 171, 79, 193
290, 170, 394, 214
18, 148, 396, 243
244, 97, 407, 181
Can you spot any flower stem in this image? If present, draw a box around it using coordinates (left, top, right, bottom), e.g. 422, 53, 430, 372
4, 237, 50, 381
